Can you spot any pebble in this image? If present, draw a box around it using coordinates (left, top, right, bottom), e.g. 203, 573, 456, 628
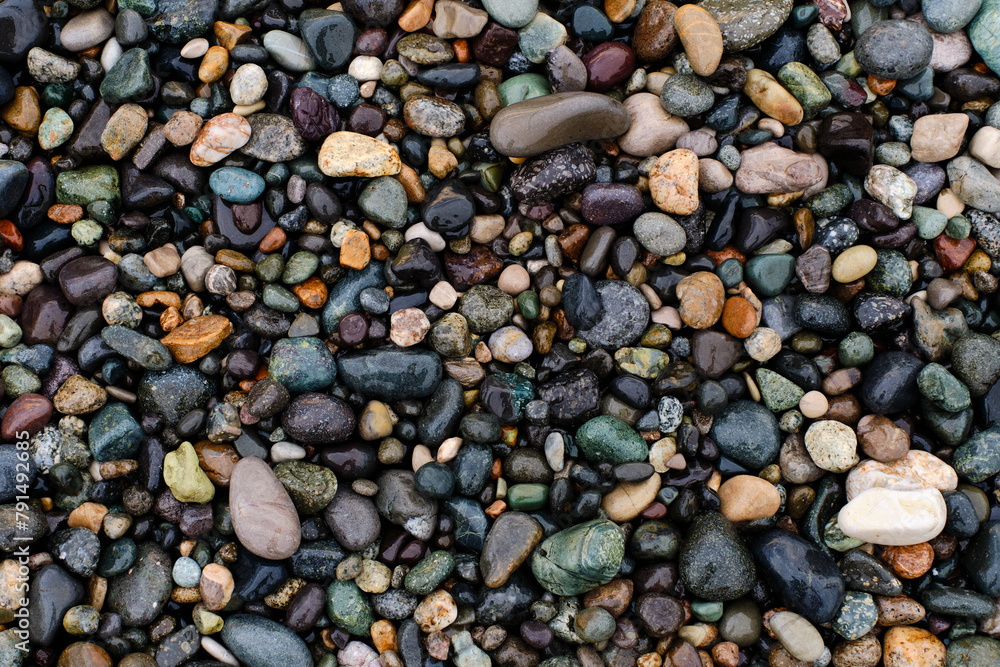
229, 457, 302, 560
911, 113, 969, 163
735, 141, 824, 193
489, 92, 630, 157
319, 132, 402, 178
839, 487, 948, 546
718, 475, 781, 521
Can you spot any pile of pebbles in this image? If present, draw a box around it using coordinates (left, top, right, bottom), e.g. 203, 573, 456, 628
2, 0, 1000, 665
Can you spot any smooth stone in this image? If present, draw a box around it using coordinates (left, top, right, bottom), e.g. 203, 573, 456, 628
698, 0, 792, 50
27, 564, 83, 646
846, 450, 957, 501
735, 142, 823, 193
709, 400, 780, 469
88, 402, 142, 461
856, 19, 933, 80
106, 543, 172, 626
577, 280, 649, 350
575, 415, 648, 464
480, 511, 543, 588
337, 347, 442, 400
634, 212, 687, 256
376, 469, 437, 539
952, 332, 1000, 397
838, 487, 948, 545
618, 92, 689, 157
969, 0, 1000, 75
948, 156, 1000, 213
268, 337, 337, 393
531, 519, 624, 596
221, 614, 312, 667
963, 521, 1000, 597
679, 512, 756, 601
771, 611, 825, 662
323, 488, 380, 551
750, 529, 845, 624
489, 92, 630, 158
859, 351, 924, 414
230, 457, 301, 560
953, 424, 1000, 482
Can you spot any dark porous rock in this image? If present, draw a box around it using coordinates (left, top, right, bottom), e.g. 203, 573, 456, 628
137, 365, 216, 426
859, 351, 924, 415
281, 393, 356, 444
536, 368, 600, 425
27, 564, 83, 646
577, 280, 649, 350
793, 293, 851, 336
750, 529, 845, 624
510, 143, 596, 203
952, 333, 1000, 397
376, 469, 438, 540
679, 512, 756, 601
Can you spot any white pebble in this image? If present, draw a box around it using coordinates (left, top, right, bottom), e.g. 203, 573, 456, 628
270, 441, 306, 463
429, 281, 458, 310
348, 55, 383, 81
181, 38, 210, 59
100, 37, 123, 74
201, 637, 239, 666
404, 222, 446, 252
544, 431, 565, 472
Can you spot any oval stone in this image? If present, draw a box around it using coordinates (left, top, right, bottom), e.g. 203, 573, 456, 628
838, 487, 948, 546
489, 92, 630, 157
230, 457, 302, 560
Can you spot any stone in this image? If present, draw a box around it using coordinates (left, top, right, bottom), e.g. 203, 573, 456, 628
710, 400, 781, 469
883, 627, 945, 667
190, 113, 251, 167
575, 415, 648, 464
855, 19, 934, 80
674, 4, 723, 76
489, 92, 630, 158
838, 487, 948, 546
969, 0, 1000, 76
649, 148, 699, 215
634, 212, 687, 256
618, 92, 688, 157
163, 441, 215, 503
221, 614, 312, 667
698, 0, 792, 50
804, 419, 859, 473
743, 68, 803, 125
319, 132, 401, 178
676, 271, 724, 329
531, 519, 625, 596
910, 113, 969, 163
106, 543, 172, 626
718, 475, 780, 522
770, 611, 825, 662
230, 457, 301, 560
750, 529, 845, 624
679, 512, 756, 601
735, 142, 824, 194
845, 450, 957, 500
161, 315, 232, 363
948, 156, 1000, 213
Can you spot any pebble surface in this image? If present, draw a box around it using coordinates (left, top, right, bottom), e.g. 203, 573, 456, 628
1, 0, 1000, 665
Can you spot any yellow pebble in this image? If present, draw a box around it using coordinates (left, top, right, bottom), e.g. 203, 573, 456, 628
198, 46, 229, 83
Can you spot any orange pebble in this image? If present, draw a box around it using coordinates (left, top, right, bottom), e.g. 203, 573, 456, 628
882, 543, 935, 579
293, 276, 328, 309
0, 220, 23, 252
867, 75, 895, 95
721, 296, 757, 338
705, 246, 745, 265
48, 204, 84, 224
453, 39, 470, 63
259, 226, 287, 253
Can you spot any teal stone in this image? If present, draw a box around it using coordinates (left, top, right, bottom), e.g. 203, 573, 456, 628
531, 519, 625, 596
777, 62, 832, 119
745, 253, 795, 298
148, 0, 215, 43
953, 425, 1000, 482
483, 0, 539, 28
358, 177, 407, 228
832, 591, 878, 640
517, 290, 540, 319
947, 636, 1000, 667
262, 283, 299, 312
897, 67, 935, 101
518, 13, 567, 63
101, 326, 172, 371
99, 48, 154, 104
269, 337, 337, 392
790, 4, 818, 26
947, 214, 972, 239
630, 521, 681, 560
119, 0, 156, 16
337, 347, 443, 400
88, 402, 143, 462
507, 483, 549, 510
575, 415, 649, 464
709, 400, 781, 469
970, 0, 1000, 76
866, 249, 913, 297
839, 331, 874, 366
404, 550, 455, 595
56, 166, 120, 207
924, 0, 983, 33
37, 108, 73, 149
209, 167, 265, 204
716, 257, 743, 288
497, 73, 551, 107
220, 614, 313, 667
917, 363, 971, 413
326, 580, 373, 636
755, 368, 805, 412
922, 400, 972, 447
281, 251, 319, 284
691, 600, 725, 622
97, 538, 137, 578
912, 205, 949, 239
806, 183, 854, 217
322, 260, 385, 332
172, 557, 202, 587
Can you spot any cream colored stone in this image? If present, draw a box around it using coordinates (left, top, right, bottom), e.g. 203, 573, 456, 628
649, 148, 699, 215
429, 281, 458, 310
770, 612, 825, 663
970, 126, 1000, 169
618, 92, 689, 157
469, 214, 506, 244
838, 487, 947, 546
698, 158, 733, 193
845, 450, 957, 501
181, 38, 210, 59
318, 132, 401, 177
390, 307, 430, 347
911, 113, 969, 163
411, 444, 434, 471
649, 438, 676, 473
936, 187, 965, 218
804, 420, 858, 473
832, 245, 877, 283
497, 264, 530, 294
798, 391, 828, 419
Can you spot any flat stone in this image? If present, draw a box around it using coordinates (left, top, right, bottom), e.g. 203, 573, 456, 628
318, 132, 401, 178
230, 457, 301, 560
489, 92, 630, 157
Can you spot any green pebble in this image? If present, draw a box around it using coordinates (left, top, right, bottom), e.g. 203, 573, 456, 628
282, 251, 319, 284
358, 176, 407, 228
755, 368, 805, 412
745, 253, 795, 298
72, 219, 103, 247
575, 416, 648, 464
507, 483, 549, 510
777, 62, 832, 119
262, 283, 299, 312
56, 165, 120, 207
947, 214, 972, 239
918, 362, 972, 413
912, 205, 948, 240
497, 73, 550, 106
839, 331, 874, 366
404, 550, 455, 595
